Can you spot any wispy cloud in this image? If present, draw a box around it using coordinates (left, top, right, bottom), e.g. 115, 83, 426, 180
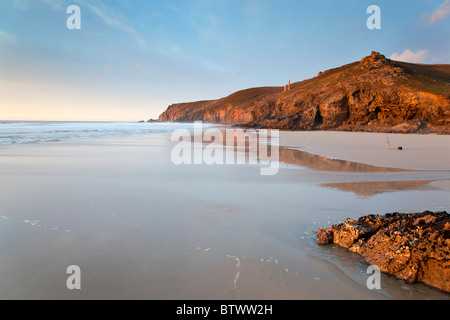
43, 0, 65, 11
76, 0, 146, 46
390, 49, 430, 63
132, 62, 145, 73
237, 66, 253, 76
166, 2, 179, 13
11, 0, 30, 10
430, 53, 450, 64
422, 0, 450, 25
186, 2, 219, 41
13, 0, 69, 11
0, 30, 18, 45
36, 0, 146, 46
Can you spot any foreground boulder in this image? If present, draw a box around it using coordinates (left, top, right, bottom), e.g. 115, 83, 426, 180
317, 211, 450, 293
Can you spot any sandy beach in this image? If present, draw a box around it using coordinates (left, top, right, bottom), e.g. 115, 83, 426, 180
280, 131, 450, 171
0, 129, 449, 300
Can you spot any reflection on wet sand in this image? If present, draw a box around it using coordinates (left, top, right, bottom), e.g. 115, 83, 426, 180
198, 131, 440, 197
279, 147, 442, 196
321, 180, 438, 197
279, 147, 409, 172
199, 130, 408, 172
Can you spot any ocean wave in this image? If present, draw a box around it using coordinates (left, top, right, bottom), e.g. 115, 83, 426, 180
0, 122, 209, 145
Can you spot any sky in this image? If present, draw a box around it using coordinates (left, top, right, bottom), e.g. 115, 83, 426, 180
0, 0, 449, 121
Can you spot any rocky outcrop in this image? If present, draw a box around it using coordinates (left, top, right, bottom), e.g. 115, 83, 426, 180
316, 211, 450, 293
158, 52, 450, 134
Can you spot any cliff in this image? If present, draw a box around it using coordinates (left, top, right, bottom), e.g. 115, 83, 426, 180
158, 52, 450, 134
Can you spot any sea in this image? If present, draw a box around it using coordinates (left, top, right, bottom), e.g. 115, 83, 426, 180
0, 121, 200, 146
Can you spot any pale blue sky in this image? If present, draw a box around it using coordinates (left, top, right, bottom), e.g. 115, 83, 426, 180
0, 0, 449, 121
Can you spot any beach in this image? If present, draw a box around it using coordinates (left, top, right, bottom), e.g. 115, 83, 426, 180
280, 131, 450, 170
0, 127, 449, 300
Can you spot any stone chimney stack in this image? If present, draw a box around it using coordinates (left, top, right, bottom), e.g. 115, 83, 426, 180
284, 81, 292, 92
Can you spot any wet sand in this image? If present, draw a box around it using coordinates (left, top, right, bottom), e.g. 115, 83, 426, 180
279, 131, 450, 170
0, 131, 449, 300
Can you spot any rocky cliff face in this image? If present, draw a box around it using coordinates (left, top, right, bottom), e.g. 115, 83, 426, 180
158, 52, 450, 134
